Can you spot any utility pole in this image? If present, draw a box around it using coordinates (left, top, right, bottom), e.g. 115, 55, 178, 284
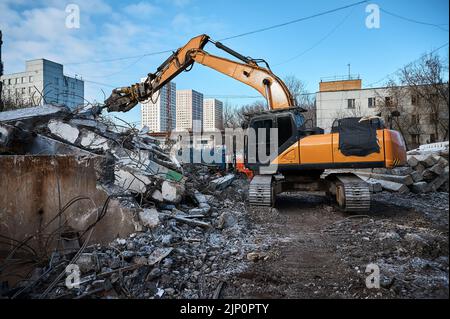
347, 63, 351, 80
0, 30, 3, 111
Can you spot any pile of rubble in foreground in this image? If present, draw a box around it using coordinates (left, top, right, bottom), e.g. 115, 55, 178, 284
353, 142, 449, 194
0, 105, 270, 299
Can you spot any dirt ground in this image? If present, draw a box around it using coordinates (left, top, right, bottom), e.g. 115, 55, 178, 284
222, 191, 449, 299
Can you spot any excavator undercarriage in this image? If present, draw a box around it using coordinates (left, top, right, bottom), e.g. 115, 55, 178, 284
248, 172, 371, 212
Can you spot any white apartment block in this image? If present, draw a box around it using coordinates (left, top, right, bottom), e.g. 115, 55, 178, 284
203, 98, 224, 131
176, 89, 203, 131
141, 81, 176, 132
316, 78, 449, 149
1, 59, 84, 109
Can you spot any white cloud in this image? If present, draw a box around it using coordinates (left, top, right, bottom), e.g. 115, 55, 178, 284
0, 0, 227, 103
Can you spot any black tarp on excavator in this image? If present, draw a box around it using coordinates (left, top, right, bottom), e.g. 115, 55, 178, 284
334, 117, 381, 157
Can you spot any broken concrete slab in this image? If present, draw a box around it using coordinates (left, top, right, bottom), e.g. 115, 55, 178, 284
161, 181, 185, 204
422, 169, 438, 182
0, 155, 142, 252
210, 174, 235, 190
79, 130, 110, 151
410, 171, 424, 183
411, 182, 428, 194
407, 155, 419, 168
371, 178, 410, 193
0, 105, 69, 123
356, 171, 413, 186
414, 154, 439, 168
426, 175, 448, 192
428, 163, 445, 176
47, 119, 80, 144
138, 208, 160, 228
390, 167, 413, 176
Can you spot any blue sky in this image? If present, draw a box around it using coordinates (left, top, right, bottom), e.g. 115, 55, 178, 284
1, 0, 448, 125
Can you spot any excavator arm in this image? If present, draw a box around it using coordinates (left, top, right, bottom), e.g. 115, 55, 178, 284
104, 34, 295, 112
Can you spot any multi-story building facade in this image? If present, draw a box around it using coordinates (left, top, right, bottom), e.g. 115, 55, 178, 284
316, 78, 449, 149
203, 98, 223, 131
176, 89, 203, 131
141, 81, 176, 132
1, 59, 84, 109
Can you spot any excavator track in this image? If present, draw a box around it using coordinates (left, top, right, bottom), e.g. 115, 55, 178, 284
334, 179, 371, 212
249, 175, 273, 206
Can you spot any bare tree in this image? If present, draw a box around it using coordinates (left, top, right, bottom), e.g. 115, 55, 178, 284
376, 53, 449, 149
0, 89, 39, 112
284, 75, 316, 127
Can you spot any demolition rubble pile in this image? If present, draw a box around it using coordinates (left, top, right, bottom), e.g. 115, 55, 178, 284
353, 142, 449, 194
0, 105, 269, 299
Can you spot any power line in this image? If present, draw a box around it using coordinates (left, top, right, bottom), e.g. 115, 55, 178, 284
274, 6, 355, 67
217, 0, 368, 41
381, 8, 449, 32
65, 49, 174, 66
64, 0, 367, 67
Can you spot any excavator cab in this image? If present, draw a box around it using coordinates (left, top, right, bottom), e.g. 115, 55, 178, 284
244, 107, 323, 170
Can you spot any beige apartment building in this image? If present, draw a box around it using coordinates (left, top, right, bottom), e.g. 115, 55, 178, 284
315, 78, 449, 149
203, 98, 223, 131
176, 89, 203, 131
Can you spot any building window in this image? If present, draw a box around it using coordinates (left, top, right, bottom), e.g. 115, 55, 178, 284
347, 99, 356, 109
411, 114, 420, 124
385, 97, 392, 107
429, 134, 436, 143
411, 134, 420, 145
411, 95, 419, 105
21, 87, 25, 94
29, 76, 33, 83
8, 79, 11, 85
429, 113, 438, 124
368, 97, 376, 108
21, 77, 25, 83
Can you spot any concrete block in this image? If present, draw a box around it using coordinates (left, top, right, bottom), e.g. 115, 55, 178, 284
356, 171, 413, 185
407, 155, 419, 168
410, 182, 428, 194
414, 163, 426, 174
161, 180, 185, 203
373, 179, 410, 193
422, 169, 437, 182
210, 174, 235, 190
414, 154, 438, 168
429, 163, 445, 176
410, 171, 424, 182
138, 208, 160, 228
47, 120, 79, 144
426, 175, 449, 192
151, 189, 163, 202
390, 167, 413, 176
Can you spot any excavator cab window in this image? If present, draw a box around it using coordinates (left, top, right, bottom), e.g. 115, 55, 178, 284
277, 115, 294, 147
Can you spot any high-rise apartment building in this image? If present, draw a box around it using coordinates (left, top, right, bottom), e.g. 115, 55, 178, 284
141, 81, 176, 132
203, 98, 223, 131
176, 89, 203, 131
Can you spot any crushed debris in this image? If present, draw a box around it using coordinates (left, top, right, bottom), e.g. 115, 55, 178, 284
0, 105, 448, 299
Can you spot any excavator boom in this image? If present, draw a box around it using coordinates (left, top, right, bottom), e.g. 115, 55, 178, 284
104, 34, 295, 113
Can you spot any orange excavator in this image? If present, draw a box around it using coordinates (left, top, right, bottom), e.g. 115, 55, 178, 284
102, 34, 407, 212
